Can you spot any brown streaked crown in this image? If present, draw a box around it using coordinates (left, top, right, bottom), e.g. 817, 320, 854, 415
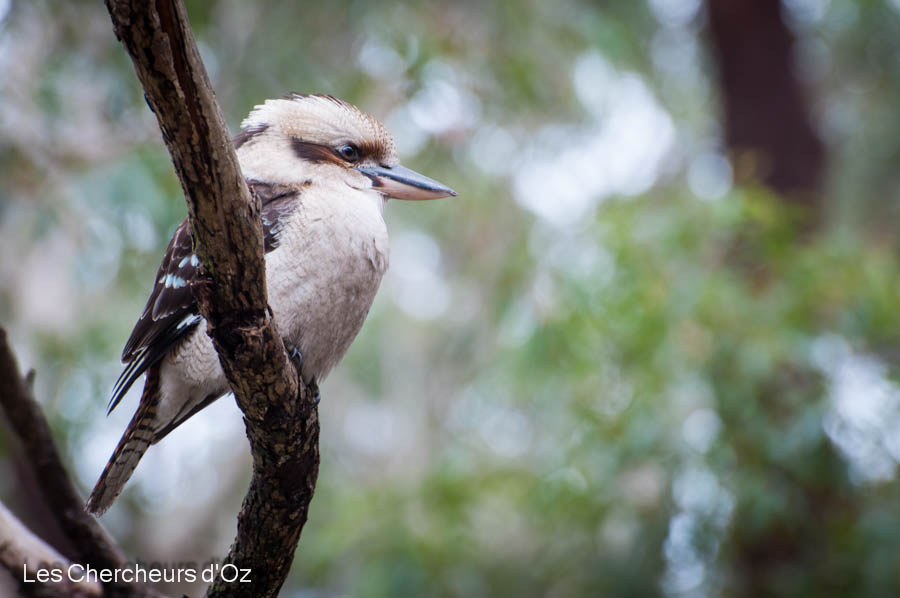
235, 94, 397, 166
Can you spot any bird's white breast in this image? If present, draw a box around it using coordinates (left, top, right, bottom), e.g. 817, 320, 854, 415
265, 181, 389, 381
154, 182, 388, 431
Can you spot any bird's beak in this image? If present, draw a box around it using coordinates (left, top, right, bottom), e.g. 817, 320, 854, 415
356, 164, 457, 200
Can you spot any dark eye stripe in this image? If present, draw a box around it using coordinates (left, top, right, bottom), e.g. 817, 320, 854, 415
234, 124, 269, 149
291, 137, 386, 165
291, 138, 342, 164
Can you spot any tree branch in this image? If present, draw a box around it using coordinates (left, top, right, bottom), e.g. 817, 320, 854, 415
104, 1, 320, 597
0, 501, 102, 598
0, 329, 164, 598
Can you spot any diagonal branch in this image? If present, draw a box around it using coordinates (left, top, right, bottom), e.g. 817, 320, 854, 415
0, 329, 164, 598
0, 501, 102, 598
104, 1, 320, 597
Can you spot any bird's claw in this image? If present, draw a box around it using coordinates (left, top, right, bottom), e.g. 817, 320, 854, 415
287, 345, 320, 405
310, 378, 321, 406
287, 343, 304, 372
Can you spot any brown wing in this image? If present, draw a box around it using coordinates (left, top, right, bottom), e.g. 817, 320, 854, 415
108, 219, 200, 413
107, 180, 302, 414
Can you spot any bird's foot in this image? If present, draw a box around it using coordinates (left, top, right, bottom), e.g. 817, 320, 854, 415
287, 343, 304, 372
310, 378, 321, 406
284, 343, 322, 405
286, 345, 320, 405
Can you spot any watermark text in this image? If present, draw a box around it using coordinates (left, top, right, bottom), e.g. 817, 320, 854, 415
22, 559, 251, 585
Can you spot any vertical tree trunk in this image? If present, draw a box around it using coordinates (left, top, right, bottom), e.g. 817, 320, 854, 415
704, 2, 845, 596
706, 0, 825, 218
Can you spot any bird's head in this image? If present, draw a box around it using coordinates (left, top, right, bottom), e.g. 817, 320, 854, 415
234, 94, 456, 201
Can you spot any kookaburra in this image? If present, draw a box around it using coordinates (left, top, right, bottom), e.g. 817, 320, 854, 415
86, 94, 455, 515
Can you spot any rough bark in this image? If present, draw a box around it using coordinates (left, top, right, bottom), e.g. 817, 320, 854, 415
0, 329, 163, 598
706, 0, 825, 217
104, 1, 320, 597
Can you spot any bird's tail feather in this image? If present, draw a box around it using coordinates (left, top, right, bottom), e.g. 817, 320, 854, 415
85, 365, 160, 516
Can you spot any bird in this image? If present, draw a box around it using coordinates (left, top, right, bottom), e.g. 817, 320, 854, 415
86, 94, 456, 515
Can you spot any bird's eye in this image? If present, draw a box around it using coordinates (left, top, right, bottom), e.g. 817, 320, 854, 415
337, 144, 360, 163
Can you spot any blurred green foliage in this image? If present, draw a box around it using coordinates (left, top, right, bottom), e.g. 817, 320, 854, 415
296, 191, 900, 597
2, 0, 900, 596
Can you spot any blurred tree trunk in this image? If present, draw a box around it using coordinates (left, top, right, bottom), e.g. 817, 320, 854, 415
704, 2, 849, 596
706, 0, 825, 222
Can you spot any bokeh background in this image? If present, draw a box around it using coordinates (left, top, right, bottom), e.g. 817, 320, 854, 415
3, 0, 900, 596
